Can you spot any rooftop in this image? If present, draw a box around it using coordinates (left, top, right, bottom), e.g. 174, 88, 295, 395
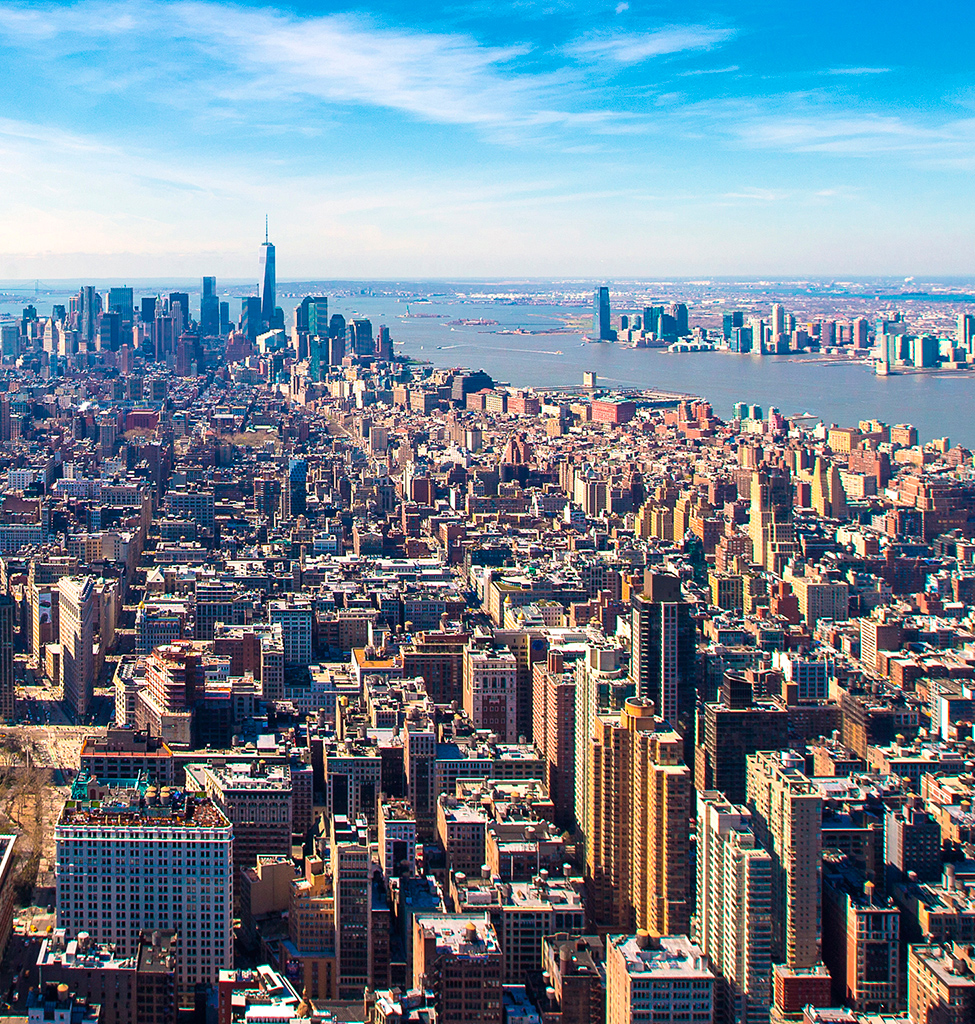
611, 934, 713, 979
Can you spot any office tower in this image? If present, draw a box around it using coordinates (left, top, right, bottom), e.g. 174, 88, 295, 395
331, 827, 372, 999
329, 313, 346, 341
328, 332, 346, 366
348, 318, 374, 358
0, 597, 12, 723
630, 573, 695, 733
908, 944, 975, 1024
240, 296, 262, 342
532, 650, 577, 830
287, 456, 307, 518
722, 310, 744, 339
97, 311, 121, 352
697, 792, 773, 1024
671, 301, 690, 336
698, 673, 789, 803
168, 291, 189, 330
748, 469, 798, 574
107, 286, 134, 324
58, 575, 95, 719
296, 295, 328, 335
412, 914, 503, 1024
201, 276, 219, 335
153, 314, 174, 361
376, 324, 392, 360
78, 285, 99, 344
97, 413, 117, 457
574, 639, 632, 861
593, 287, 614, 340
746, 750, 822, 968
219, 300, 230, 333
810, 457, 847, 519
607, 934, 714, 1024
140, 296, 157, 323
326, 313, 346, 365
463, 641, 518, 742
308, 335, 323, 381
261, 224, 276, 327
268, 597, 313, 665
853, 317, 870, 348
55, 786, 233, 1006
586, 697, 690, 934
771, 303, 786, 336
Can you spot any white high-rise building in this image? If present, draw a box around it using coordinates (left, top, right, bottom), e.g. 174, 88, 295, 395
696, 791, 773, 1024
58, 575, 95, 718
55, 785, 233, 1007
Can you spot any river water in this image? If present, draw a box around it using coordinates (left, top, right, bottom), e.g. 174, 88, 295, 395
325, 295, 975, 448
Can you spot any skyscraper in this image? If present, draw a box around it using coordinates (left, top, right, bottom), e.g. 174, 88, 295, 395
261, 220, 276, 327
55, 787, 233, 1006
748, 469, 798, 574
168, 292, 189, 332
593, 286, 614, 341
107, 287, 134, 324
58, 575, 95, 719
630, 573, 696, 734
348, 318, 374, 358
745, 750, 822, 969
78, 286, 100, 344
0, 596, 13, 722
585, 696, 690, 935
696, 791, 773, 1024
200, 276, 219, 335
329, 314, 346, 365
240, 296, 262, 343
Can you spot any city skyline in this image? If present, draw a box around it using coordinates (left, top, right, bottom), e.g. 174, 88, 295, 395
0, 0, 974, 278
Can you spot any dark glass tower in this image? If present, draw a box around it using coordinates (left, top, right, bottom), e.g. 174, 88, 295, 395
261, 219, 276, 328
593, 286, 613, 341
201, 276, 219, 335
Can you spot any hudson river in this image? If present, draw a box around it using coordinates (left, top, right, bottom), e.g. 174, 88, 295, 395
331, 296, 975, 448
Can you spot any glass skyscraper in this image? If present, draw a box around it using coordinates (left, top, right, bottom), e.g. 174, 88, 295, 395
593, 286, 613, 341
261, 224, 276, 327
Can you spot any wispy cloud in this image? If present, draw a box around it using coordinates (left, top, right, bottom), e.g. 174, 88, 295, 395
0, 0, 637, 143
678, 65, 740, 77
566, 25, 735, 65
825, 67, 892, 76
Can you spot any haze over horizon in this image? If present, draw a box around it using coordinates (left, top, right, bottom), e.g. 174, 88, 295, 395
1, 0, 974, 279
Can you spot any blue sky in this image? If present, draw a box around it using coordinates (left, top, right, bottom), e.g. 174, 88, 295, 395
1, 0, 974, 279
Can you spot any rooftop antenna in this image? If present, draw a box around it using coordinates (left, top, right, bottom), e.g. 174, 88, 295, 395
265, 214, 269, 245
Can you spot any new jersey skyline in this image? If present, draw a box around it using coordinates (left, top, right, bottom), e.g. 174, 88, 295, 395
0, 0, 973, 279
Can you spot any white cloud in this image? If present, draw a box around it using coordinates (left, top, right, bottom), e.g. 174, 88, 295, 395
566, 25, 735, 65
0, 0, 630, 141
825, 67, 892, 76
678, 65, 740, 77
